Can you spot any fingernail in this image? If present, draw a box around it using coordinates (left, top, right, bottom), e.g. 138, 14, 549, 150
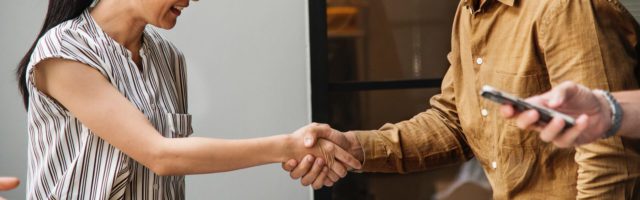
304, 137, 313, 146
316, 159, 324, 165
306, 155, 313, 162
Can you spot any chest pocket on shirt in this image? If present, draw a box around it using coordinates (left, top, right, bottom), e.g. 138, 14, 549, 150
164, 113, 193, 138
486, 70, 550, 147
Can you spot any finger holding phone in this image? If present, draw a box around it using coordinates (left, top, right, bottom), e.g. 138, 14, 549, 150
485, 82, 614, 147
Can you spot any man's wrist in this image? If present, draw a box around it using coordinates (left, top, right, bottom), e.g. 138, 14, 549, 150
593, 89, 623, 138
594, 90, 614, 134
344, 131, 364, 162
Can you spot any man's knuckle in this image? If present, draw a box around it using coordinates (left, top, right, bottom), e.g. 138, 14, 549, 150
325, 144, 335, 152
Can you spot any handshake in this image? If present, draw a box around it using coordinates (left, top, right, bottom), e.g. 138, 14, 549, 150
282, 123, 364, 190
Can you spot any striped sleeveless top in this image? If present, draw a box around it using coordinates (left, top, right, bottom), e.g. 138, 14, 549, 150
25, 10, 192, 199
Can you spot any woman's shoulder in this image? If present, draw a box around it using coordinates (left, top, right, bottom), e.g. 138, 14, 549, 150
29, 13, 107, 75
35, 14, 100, 57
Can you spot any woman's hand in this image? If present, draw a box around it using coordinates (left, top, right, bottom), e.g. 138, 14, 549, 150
285, 123, 362, 189
0, 177, 20, 200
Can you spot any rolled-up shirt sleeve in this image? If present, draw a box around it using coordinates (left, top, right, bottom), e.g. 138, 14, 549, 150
354, 66, 474, 173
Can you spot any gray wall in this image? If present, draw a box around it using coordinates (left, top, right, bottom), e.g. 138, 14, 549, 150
0, 0, 312, 199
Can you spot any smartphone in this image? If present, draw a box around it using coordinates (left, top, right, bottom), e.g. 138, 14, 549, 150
480, 85, 575, 129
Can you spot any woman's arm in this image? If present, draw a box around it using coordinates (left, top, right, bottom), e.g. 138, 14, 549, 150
34, 59, 360, 176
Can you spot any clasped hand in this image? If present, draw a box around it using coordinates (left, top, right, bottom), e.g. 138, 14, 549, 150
284, 123, 363, 189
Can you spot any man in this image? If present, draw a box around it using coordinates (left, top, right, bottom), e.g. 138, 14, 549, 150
288, 0, 640, 198
500, 81, 640, 147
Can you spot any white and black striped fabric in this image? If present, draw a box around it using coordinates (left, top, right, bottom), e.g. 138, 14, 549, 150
25, 10, 192, 200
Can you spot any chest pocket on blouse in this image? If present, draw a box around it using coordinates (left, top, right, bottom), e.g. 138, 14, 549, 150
164, 113, 193, 138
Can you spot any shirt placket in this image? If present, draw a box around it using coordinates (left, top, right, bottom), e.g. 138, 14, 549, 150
466, 0, 501, 185
140, 52, 162, 130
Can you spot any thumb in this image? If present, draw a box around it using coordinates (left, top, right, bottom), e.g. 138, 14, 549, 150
304, 124, 334, 147
547, 81, 578, 108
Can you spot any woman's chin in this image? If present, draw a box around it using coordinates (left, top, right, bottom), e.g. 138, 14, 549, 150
155, 19, 177, 30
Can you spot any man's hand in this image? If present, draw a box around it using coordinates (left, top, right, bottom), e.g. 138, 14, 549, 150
0, 177, 20, 200
284, 123, 362, 189
499, 81, 612, 147
282, 123, 363, 189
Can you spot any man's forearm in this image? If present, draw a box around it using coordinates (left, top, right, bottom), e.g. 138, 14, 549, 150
612, 90, 640, 138
344, 131, 364, 162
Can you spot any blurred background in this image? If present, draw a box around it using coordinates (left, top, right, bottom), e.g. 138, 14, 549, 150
1, 0, 639, 200
313, 1, 481, 199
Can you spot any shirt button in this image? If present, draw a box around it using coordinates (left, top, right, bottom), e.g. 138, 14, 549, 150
481, 108, 489, 117
476, 57, 484, 65
491, 161, 497, 169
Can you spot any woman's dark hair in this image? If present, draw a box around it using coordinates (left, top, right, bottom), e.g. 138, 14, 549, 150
16, 0, 94, 108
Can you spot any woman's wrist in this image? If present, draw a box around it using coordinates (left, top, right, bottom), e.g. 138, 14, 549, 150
278, 134, 295, 162
280, 133, 311, 163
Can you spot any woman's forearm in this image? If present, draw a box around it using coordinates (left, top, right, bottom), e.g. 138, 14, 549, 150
35, 61, 311, 177
151, 135, 294, 176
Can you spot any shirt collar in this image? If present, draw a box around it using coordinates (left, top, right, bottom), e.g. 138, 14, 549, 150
498, 0, 515, 6
463, 0, 515, 7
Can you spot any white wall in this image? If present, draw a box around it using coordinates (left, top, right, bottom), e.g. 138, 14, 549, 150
0, 0, 312, 199
0, 1, 45, 199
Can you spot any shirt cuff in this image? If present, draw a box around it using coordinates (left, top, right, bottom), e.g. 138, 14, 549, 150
352, 130, 402, 173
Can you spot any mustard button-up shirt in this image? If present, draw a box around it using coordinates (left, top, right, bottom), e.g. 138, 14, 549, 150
354, 0, 640, 199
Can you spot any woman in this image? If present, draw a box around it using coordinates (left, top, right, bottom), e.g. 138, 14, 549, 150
16, 0, 360, 199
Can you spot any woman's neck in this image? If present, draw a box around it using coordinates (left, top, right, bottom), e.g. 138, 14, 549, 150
90, 1, 146, 51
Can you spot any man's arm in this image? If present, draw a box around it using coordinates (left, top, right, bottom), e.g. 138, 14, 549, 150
539, 0, 640, 198
352, 68, 474, 173
500, 82, 640, 147
283, 63, 474, 186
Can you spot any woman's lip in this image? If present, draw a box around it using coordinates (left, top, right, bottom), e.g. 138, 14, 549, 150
171, 7, 182, 16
